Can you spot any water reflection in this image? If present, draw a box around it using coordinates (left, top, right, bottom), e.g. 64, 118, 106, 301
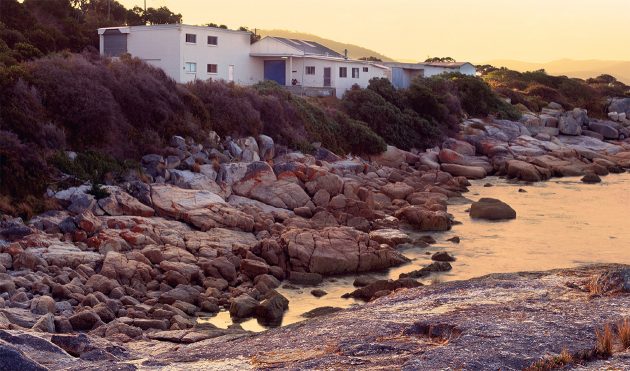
202, 173, 630, 332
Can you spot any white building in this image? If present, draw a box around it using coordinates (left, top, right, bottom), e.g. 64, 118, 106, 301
386, 62, 477, 89
98, 24, 259, 85
250, 36, 390, 98
98, 25, 389, 98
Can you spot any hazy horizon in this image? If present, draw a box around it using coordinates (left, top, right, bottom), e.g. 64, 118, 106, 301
118, 0, 630, 63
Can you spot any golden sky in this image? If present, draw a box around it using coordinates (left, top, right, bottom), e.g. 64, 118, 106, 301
117, 0, 630, 63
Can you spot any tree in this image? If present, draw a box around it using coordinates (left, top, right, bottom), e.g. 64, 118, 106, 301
424, 57, 456, 63
359, 56, 382, 62
143, 6, 182, 25
238, 26, 261, 44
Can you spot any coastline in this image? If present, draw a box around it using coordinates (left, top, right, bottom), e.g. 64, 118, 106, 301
1, 110, 630, 369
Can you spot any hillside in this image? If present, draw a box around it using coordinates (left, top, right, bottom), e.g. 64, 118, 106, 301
486, 59, 630, 84
257, 29, 393, 62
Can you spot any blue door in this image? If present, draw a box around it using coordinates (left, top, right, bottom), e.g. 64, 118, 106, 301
391, 67, 404, 89
264, 60, 286, 85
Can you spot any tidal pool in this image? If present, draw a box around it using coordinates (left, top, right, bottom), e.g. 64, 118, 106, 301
203, 173, 630, 332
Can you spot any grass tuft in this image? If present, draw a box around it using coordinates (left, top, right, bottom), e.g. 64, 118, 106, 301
595, 324, 613, 357
618, 318, 630, 350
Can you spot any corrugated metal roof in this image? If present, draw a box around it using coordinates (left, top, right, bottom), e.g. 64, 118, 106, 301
272, 37, 344, 58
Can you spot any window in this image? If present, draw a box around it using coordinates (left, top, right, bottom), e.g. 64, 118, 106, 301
305, 66, 315, 75
207, 64, 218, 74
185, 33, 197, 43
339, 67, 347, 78
185, 62, 197, 73
363, 67, 369, 72
352, 67, 360, 78
207, 36, 218, 46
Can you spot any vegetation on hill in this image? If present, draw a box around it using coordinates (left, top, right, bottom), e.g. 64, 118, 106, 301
479, 66, 630, 116
341, 74, 520, 150
0, 0, 181, 68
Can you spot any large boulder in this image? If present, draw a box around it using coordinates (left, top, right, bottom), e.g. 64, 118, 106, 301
236, 137, 260, 162
608, 97, 630, 116
221, 162, 276, 190
281, 227, 409, 275
394, 206, 451, 231
470, 198, 516, 220
255, 291, 289, 326
68, 310, 103, 331
369, 146, 417, 168
183, 204, 254, 232
588, 121, 619, 140
151, 185, 225, 217
100, 251, 153, 285
440, 163, 486, 179
229, 294, 259, 319
246, 181, 310, 210
368, 229, 411, 246
558, 108, 587, 136
505, 160, 551, 182
381, 182, 415, 200
169, 170, 222, 193
257, 135, 275, 161
442, 138, 475, 156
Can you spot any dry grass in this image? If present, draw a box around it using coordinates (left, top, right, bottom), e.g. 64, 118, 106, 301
524, 348, 574, 371
585, 276, 603, 296
618, 318, 630, 350
595, 324, 614, 356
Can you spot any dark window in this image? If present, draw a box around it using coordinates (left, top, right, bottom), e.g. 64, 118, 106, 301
185, 33, 196, 43
207, 64, 218, 73
207, 36, 218, 45
305, 66, 315, 75
103, 30, 127, 57
363, 67, 369, 72
352, 68, 360, 78
339, 67, 347, 78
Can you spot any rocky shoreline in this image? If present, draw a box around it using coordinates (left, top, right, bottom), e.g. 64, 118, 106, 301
1, 101, 630, 369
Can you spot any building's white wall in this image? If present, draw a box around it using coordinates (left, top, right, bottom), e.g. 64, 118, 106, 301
459, 63, 477, 76
126, 27, 181, 81
331, 60, 388, 98
272, 57, 388, 97
177, 26, 257, 85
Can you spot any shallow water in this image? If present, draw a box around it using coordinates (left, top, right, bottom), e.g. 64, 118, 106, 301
204, 173, 630, 332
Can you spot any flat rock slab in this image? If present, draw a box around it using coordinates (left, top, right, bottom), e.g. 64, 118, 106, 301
142, 265, 630, 370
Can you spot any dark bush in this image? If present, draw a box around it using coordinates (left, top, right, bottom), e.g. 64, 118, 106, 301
0, 130, 49, 200
342, 87, 441, 150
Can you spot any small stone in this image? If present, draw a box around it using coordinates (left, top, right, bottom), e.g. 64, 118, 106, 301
310, 289, 327, 297
581, 173, 601, 184
432, 251, 456, 262
446, 236, 460, 244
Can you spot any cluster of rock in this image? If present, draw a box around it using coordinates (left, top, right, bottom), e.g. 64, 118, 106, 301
608, 97, 630, 125
0, 99, 629, 363
0, 131, 473, 346
420, 102, 630, 183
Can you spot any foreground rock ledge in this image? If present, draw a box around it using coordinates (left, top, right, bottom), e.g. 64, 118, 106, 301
139, 264, 629, 370
5, 265, 626, 370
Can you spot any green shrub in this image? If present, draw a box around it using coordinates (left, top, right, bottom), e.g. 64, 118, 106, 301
49, 150, 130, 184
87, 183, 110, 200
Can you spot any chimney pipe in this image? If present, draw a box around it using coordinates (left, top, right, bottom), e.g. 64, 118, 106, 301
344, 49, 348, 60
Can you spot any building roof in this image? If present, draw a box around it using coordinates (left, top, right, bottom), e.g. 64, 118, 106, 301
270, 37, 344, 58
98, 24, 251, 35
383, 61, 475, 70
423, 62, 472, 68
